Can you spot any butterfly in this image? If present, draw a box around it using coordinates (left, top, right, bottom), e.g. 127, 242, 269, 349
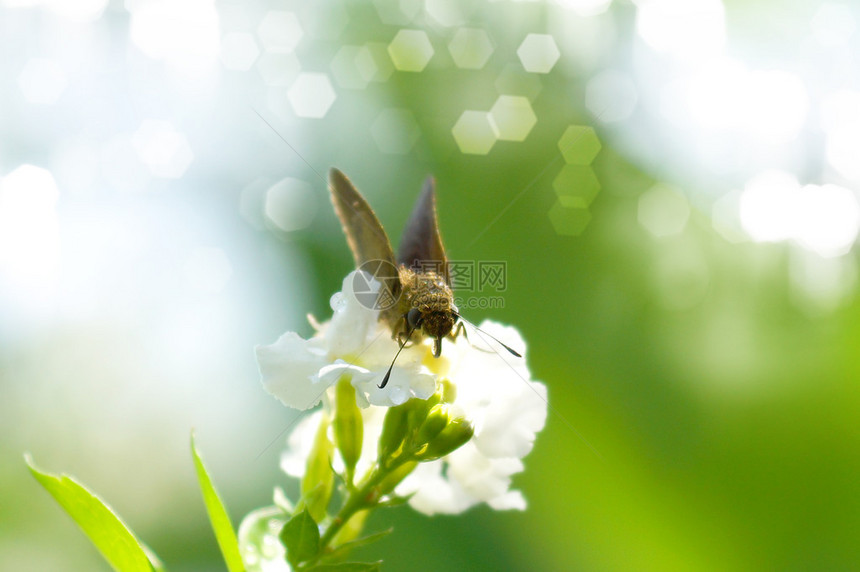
328, 168, 520, 387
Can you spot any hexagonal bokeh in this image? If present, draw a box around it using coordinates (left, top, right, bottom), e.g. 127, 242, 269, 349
264, 177, 317, 232
711, 190, 748, 244
494, 63, 543, 101
452, 111, 498, 155
371, 109, 420, 154
256, 51, 301, 86
517, 34, 560, 74
552, 165, 601, 207
638, 184, 691, 237
131, 119, 193, 178
257, 11, 303, 52
448, 28, 494, 70
287, 73, 337, 118
220, 32, 260, 71
489, 95, 536, 141
331, 45, 377, 89
364, 42, 394, 82
388, 29, 434, 72
585, 69, 638, 123
548, 199, 591, 236
299, 0, 348, 40
373, 0, 421, 26
425, 0, 466, 27
18, 58, 67, 105
558, 125, 601, 164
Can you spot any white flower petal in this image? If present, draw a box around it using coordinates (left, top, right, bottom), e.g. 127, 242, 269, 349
397, 461, 477, 515
325, 271, 383, 357
487, 489, 527, 511
353, 366, 437, 407
449, 320, 548, 459
256, 332, 329, 411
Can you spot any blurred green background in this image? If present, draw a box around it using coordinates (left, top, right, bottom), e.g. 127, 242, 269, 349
3, 0, 860, 570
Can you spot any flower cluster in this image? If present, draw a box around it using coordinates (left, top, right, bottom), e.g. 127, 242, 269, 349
244, 271, 547, 569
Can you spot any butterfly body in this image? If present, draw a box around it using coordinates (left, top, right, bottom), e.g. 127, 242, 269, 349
329, 168, 459, 358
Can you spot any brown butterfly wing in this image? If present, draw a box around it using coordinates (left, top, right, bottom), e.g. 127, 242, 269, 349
398, 176, 449, 284
329, 168, 400, 300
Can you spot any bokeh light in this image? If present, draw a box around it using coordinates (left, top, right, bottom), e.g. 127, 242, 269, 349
448, 28, 494, 70
516, 33, 560, 73
810, 2, 856, 47
489, 95, 536, 142
638, 184, 690, 237
555, 0, 613, 17
553, 165, 601, 207
451, 110, 498, 154
330, 45, 377, 89
220, 32, 260, 71
548, 199, 591, 236
388, 29, 434, 72
585, 69, 638, 123
557, 125, 601, 164
635, 0, 725, 61
264, 177, 318, 232
0, 165, 60, 292
257, 10, 303, 52
129, 0, 220, 70
287, 72, 337, 118
131, 120, 194, 179
425, 0, 467, 27
256, 51, 301, 86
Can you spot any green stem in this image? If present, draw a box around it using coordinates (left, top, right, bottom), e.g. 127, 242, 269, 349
303, 456, 410, 569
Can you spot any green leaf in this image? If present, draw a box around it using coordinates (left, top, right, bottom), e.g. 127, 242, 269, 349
307, 562, 382, 571
280, 509, 320, 569
25, 454, 156, 572
191, 434, 245, 572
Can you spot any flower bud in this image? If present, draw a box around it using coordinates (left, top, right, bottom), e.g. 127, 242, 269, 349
418, 416, 474, 461
438, 377, 456, 404
416, 404, 449, 446
333, 375, 362, 483
378, 402, 409, 463
300, 414, 334, 523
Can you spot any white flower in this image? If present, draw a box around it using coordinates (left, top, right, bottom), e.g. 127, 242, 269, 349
395, 321, 548, 515
262, 270, 548, 515
256, 271, 436, 410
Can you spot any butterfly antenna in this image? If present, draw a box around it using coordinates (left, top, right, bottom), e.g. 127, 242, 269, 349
454, 313, 522, 358
380, 321, 418, 388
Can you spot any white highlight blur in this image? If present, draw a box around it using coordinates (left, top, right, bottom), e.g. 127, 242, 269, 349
129, 0, 220, 71
131, 120, 194, 179
739, 171, 860, 257
822, 90, 860, 182
811, 2, 856, 47
635, 0, 725, 61
1, 0, 107, 22
0, 165, 61, 308
684, 60, 808, 144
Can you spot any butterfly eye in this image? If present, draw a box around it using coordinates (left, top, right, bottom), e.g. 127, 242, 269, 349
406, 307, 423, 329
